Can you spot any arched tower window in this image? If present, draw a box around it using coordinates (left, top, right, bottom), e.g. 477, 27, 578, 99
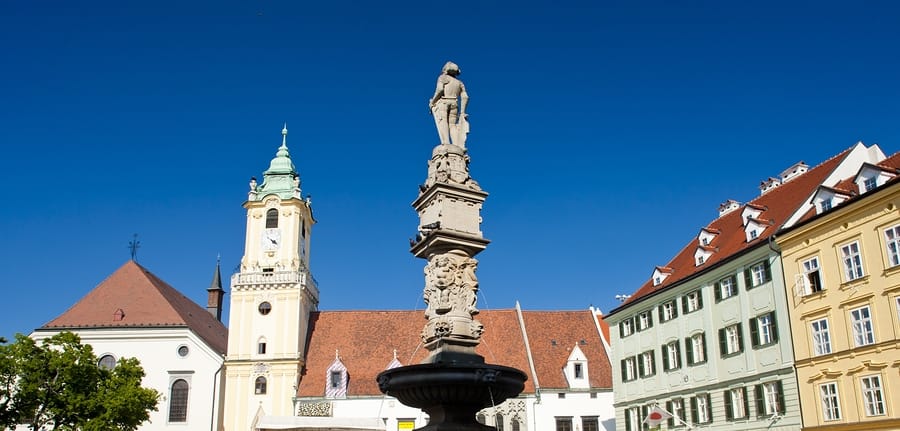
511, 420, 521, 431
495, 414, 504, 431
168, 379, 189, 422
266, 209, 279, 228
97, 354, 116, 370
255, 376, 267, 394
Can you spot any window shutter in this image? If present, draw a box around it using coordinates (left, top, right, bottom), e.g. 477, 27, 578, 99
714, 282, 722, 302
661, 345, 669, 371
619, 322, 625, 338
624, 410, 632, 431
697, 291, 703, 309
673, 342, 680, 369
705, 394, 712, 422
724, 390, 733, 421
672, 303, 679, 318
701, 333, 707, 361
682, 295, 688, 313
647, 312, 653, 328
658, 306, 664, 322
666, 401, 674, 428
737, 323, 744, 352
649, 353, 655, 375
641, 406, 649, 430
690, 397, 699, 424
620, 359, 627, 382
770, 312, 779, 344
718, 328, 727, 357
744, 268, 753, 289
638, 355, 645, 377
764, 260, 772, 282
685, 337, 694, 365
754, 384, 765, 416
750, 318, 760, 347
775, 381, 784, 414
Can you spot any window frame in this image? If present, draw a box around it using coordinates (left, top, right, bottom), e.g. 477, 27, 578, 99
750, 312, 778, 348
638, 350, 656, 378
885, 225, 900, 267
666, 398, 686, 428
685, 332, 707, 365
659, 300, 678, 322
860, 375, 886, 417
691, 393, 712, 424
555, 416, 573, 431
819, 382, 841, 421
754, 381, 784, 417
719, 323, 744, 357
801, 256, 824, 294
637, 310, 653, 331
850, 305, 875, 347
840, 241, 865, 281
168, 378, 190, 422
714, 275, 738, 302
254, 376, 268, 395
682, 290, 703, 314
725, 387, 749, 421
620, 317, 635, 338
744, 260, 771, 290
810, 318, 832, 356
621, 356, 637, 382
662, 340, 681, 371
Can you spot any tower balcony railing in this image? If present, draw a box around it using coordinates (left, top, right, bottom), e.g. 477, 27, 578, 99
231, 270, 319, 298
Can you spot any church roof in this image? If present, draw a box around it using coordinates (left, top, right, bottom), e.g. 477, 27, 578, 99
39, 260, 228, 354
296, 308, 610, 398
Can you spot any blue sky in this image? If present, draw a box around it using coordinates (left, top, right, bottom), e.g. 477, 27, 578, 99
1, 1, 899, 340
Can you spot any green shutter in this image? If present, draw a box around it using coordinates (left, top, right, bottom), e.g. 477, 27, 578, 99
690, 397, 698, 424
697, 290, 703, 309
705, 394, 712, 422
764, 260, 772, 282
681, 295, 688, 313
754, 384, 765, 416
658, 305, 664, 322
661, 344, 669, 371
621, 359, 627, 382
701, 333, 707, 362
770, 312, 779, 344
619, 321, 625, 338
647, 312, 653, 328
714, 281, 722, 302
725, 390, 733, 421
744, 268, 753, 289
625, 409, 632, 431
649, 353, 655, 375
674, 341, 681, 369
666, 401, 674, 428
737, 323, 744, 352
718, 328, 727, 357
672, 302, 679, 318
742, 388, 750, 419
775, 381, 784, 413
638, 355, 645, 377
750, 317, 760, 347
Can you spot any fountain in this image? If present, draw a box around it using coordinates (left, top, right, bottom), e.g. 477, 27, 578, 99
376, 62, 527, 430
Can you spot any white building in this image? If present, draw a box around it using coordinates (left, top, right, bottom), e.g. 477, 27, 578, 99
32, 260, 228, 431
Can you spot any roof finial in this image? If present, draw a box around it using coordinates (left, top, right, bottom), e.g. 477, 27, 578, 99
128, 234, 141, 261
281, 123, 288, 149
335, 349, 340, 360
393, 349, 398, 360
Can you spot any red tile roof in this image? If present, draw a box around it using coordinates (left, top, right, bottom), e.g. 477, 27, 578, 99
39, 260, 228, 354
614, 147, 854, 310
297, 309, 610, 397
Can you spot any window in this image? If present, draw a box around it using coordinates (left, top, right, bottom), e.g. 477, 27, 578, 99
476, 414, 485, 424
254, 376, 267, 394
177, 345, 190, 357
754, 381, 784, 416
820, 199, 832, 212
682, 290, 703, 314
624, 408, 640, 431
555, 417, 572, 431
860, 375, 886, 416
639, 350, 655, 378
495, 414, 504, 431
511, 419, 521, 431
744, 260, 771, 289
719, 323, 743, 356
662, 340, 681, 371
168, 379, 189, 422
725, 387, 749, 421
697, 255, 705, 264
714, 275, 738, 301
620, 318, 635, 338
885, 225, 900, 267
258, 302, 272, 315
637, 311, 653, 331
666, 398, 686, 428
750, 230, 758, 240
802, 256, 824, 294
330, 371, 342, 388
265, 208, 279, 228
850, 306, 875, 346
659, 300, 678, 322
621, 357, 637, 382
685, 333, 707, 365
98, 354, 116, 370
811, 318, 832, 355
819, 382, 841, 421
864, 177, 878, 191
558, 393, 565, 399
574, 363, 584, 379
896, 296, 900, 323
257, 342, 267, 354
582, 416, 599, 431
841, 241, 865, 281
691, 394, 712, 424
750, 312, 778, 348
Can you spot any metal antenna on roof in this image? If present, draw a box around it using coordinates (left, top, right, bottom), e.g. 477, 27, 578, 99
128, 234, 141, 261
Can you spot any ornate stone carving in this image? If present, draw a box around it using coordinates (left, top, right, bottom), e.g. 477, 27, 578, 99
423, 144, 481, 191
421, 250, 483, 346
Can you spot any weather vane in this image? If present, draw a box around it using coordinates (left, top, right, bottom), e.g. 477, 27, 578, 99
128, 234, 141, 261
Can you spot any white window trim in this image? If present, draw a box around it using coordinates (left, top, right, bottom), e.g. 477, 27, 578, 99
841, 241, 865, 281
819, 382, 841, 421
885, 225, 900, 267
811, 318, 832, 356
860, 375, 886, 417
850, 305, 875, 347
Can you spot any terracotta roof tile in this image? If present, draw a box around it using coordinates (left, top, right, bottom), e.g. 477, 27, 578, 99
614, 147, 853, 310
40, 261, 228, 354
521, 310, 611, 389
297, 309, 610, 398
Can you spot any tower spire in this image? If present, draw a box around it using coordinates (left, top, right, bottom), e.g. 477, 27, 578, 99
206, 257, 224, 321
281, 122, 288, 148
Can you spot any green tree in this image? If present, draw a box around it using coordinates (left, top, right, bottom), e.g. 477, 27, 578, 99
0, 332, 159, 431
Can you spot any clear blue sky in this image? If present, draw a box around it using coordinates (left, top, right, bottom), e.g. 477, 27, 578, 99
2, 1, 898, 340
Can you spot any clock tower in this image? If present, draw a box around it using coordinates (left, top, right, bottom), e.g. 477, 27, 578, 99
223, 125, 318, 431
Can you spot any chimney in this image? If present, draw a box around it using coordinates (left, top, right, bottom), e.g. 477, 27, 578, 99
718, 199, 741, 218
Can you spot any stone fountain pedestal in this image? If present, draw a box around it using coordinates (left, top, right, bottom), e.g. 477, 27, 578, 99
377, 355, 526, 431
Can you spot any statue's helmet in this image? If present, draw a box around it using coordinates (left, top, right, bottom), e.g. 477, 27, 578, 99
442, 61, 461, 76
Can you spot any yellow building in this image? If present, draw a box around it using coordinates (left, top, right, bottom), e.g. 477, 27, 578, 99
777, 152, 900, 431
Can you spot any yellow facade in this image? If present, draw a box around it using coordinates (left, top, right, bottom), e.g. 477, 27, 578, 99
778, 181, 900, 431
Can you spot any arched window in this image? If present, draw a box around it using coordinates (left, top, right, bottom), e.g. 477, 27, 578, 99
495, 414, 504, 431
266, 209, 279, 228
255, 376, 267, 394
168, 379, 189, 422
476, 414, 485, 425
511, 420, 521, 431
97, 354, 116, 370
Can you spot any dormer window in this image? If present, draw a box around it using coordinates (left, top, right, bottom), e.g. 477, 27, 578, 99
325, 352, 348, 399
265, 208, 279, 228
330, 371, 342, 388
820, 199, 832, 212
750, 230, 758, 240
695, 246, 714, 266
812, 186, 851, 215
565, 345, 589, 389
651, 267, 673, 286
574, 363, 584, 379
864, 177, 877, 192
654, 277, 661, 285
854, 163, 896, 194
698, 256, 705, 264
741, 205, 764, 227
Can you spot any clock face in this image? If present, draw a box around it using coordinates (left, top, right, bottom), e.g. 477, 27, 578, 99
262, 228, 281, 250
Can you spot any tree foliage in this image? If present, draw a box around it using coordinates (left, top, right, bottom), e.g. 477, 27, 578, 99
0, 332, 159, 431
